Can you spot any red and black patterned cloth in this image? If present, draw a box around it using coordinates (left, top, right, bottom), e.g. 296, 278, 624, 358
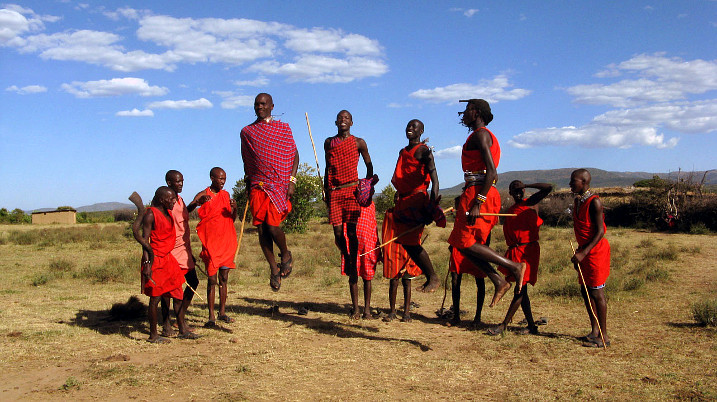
327, 135, 360, 225
241, 119, 297, 214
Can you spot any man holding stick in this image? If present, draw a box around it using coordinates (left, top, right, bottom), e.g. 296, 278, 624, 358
241, 93, 299, 291
447, 99, 526, 307
570, 169, 611, 348
324, 110, 374, 319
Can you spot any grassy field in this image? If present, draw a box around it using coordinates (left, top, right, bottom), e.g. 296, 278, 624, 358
0, 220, 715, 400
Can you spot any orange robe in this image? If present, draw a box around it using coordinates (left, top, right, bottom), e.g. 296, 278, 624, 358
499, 200, 541, 285
391, 143, 431, 245
143, 207, 184, 299
448, 127, 501, 248
573, 194, 611, 287
382, 210, 422, 279
170, 195, 195, 271
196, 188, 238, 276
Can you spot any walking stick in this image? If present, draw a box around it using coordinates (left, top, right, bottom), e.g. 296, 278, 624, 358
185, 281, 205, 302
234, 200, 250, 263
305, 112, 325, 200
570, 240, 607, 350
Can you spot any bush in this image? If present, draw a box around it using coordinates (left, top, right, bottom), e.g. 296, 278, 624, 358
113, 210, 134, 222
49, 258, 76, 274
622, 277, 644, 291
374, 184, 396, 217
540, 277, 581, 298
691, 299, 717, 326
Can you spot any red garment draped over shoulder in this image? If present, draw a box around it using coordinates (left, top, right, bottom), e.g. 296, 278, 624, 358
143, 207, 184, 298
499, 200, 541, 285
197, 188, 238, 277
391, 143, 431, 245
241, 119, 296, 214
448, 127, 501, 248
170, 195, 195, 271
327, 135, 360, 225
573, 194, 610, 287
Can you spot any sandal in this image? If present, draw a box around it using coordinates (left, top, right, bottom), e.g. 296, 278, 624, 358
218, 314, 235, 323
517, 326, 539, 335
486, 325, 505, 336
178, 332, 201, 340
147, 336, 171, 344
582, 338, 610, 348
203, 320, 216, 328
279, 251, 293, 278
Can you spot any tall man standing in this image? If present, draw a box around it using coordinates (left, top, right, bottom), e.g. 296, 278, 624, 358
324, 110, 373, 319
241, 93, 299, 291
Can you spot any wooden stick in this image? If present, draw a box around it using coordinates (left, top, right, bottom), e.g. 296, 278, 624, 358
185, 281, 205, 302
305, 112, 325, 200
480, 213, 517, 217
360, 208, 454, 257
570, 240, 607, 350
234, 200, 250, 262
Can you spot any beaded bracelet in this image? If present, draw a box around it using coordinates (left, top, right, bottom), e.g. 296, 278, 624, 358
475, 193, 487, 203
289, 176, 297, 184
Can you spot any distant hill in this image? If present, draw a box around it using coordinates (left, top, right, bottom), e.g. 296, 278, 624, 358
76, 202, 135, 212
439, 168, 716, 195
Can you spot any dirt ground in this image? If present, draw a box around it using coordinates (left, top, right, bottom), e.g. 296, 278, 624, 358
0, 223, 715, 401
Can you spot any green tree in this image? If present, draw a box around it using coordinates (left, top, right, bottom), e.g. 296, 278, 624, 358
10, 208, 29, 224
374, 184, 396, 217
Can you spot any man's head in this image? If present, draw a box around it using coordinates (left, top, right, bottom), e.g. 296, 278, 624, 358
254, 93, 274, 121
154, 186, 177, 210
165, 170, 183, 194
509, 180, 525, 201
405, 119, 424, 141
210, 167, 227, 191
570, 169, 591, 194
335, 110, 353, 132
460, 99, 493, 128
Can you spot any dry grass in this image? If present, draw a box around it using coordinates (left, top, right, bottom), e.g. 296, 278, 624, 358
0, 222, 715, 400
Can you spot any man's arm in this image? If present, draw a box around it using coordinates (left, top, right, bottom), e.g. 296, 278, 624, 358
139, 209, 155, 280
356, 137, 373, 178
467, 129, 496, 224
572, 197, 606, 264
323, 138, 331, 200
287, 147, 299, 198
523, 183, 553, 207
415, 145, 439, 202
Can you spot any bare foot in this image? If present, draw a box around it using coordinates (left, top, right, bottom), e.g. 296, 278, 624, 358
349, 310, 361, 320
161, 327, 176, 337
516, 262, 527, 293
445, 316, 460, 327
383, 312, 397, 322
400, 314, 412, 322
362, 311, 375, 320
486, 324, 505, 336
489, 281, 512, 307
417, 275, 440, 293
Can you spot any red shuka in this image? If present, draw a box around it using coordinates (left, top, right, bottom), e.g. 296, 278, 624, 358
382, 210, 422, 279
448, 127, 501, 248
448, 246, 487, 278
170, 195, 195, 271
196, 188, 238, 277
391, 143, 431, 245
341, 203, 379, 280
499, 200, 541, 285
573, 194, 611, 287
327, 135, 360, 225
143, 206, 184, 298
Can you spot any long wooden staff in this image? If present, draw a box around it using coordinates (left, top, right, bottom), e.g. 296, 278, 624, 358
570, 240, 607, 350
185, 281, 205, 302
234, 200, 250, 263
305, 112, 325, 200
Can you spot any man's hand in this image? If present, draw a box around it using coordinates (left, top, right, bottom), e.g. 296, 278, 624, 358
229, 198, 237, 210
193, 193, 211, 206
571, 248, 587, 265
141, 256, 154, 283
467, 202, 481, 226
287, 182, 296, 198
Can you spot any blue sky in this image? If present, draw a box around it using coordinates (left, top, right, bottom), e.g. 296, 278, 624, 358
1, 1, 716, 210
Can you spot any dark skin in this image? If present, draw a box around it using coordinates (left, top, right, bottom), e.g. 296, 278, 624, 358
138, 187, 186, 343
570, 170, 609, 344
397, 119, 441, 294
449, 271, 485, 328
247, 93, 299, 289
192, 168, 237, 325
324, 110, 373, 319
456, 102, 526, 308
162, 171, 200, 337
488, 182, 553, 336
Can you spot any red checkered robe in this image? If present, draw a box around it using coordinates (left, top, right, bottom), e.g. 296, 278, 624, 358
382, 209, 422, 279
241, 119, 297, 214
573, 194, 611, 287
143, 207, 184, 299
391, 143, 431, 245
448, 127, 501, 249
327, 135, 360, 225
196, 188, 238, 277
499, 200, 541, 285
341, 202, 379, 280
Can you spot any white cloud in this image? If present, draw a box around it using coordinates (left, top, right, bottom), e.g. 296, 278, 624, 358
234, 77, 269, 87
2, 7, 388, 82
213, 91, 253, 109
147, 98, 212, 109
410, 75, 531, 103
5, 84, 47, 94
567, 53, 717, 107
116, 108, 153, 117
434, 145, 462, 159
464, 9, 479, 17
61, 77, 168, 98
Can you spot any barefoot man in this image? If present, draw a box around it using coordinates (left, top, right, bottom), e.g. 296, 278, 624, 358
164, 169, 202, 339
193, 167, 238, 328
240, 93, 299, 291
488, 181, 552, 336
136, 186, 187, 343
390, 119, 441, 293
570, 169, 611, 347
324, 110, 373, 319
447, 99, 526, 307
447, 246, 486, 328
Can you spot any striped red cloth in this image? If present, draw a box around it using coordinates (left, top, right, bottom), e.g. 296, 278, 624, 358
241, 119, 297, 214
341, 203, 379, 280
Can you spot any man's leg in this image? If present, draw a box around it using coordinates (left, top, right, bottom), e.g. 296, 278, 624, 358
160, 295, 174, 336
147, 296, 161, 342
449, 272, 462, 326
177, 269, 199, 335
267, 224, 292, 277
218, 268, 231, 321
403, 244, 440, 293
258, 224, 281, 289
206, 274, 217, 325
488, 284, 526, 336
472, 276, 486, 327
459, 244, 525, 307
362, 279, 373, 319
585, 287, 609, 344
386, 278, 399, 321
401, 275, 412, 322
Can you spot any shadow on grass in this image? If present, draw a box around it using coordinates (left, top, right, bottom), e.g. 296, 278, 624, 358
234, 297, 433, 351
66, 308, 148, 340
